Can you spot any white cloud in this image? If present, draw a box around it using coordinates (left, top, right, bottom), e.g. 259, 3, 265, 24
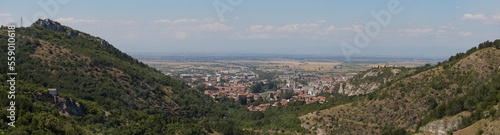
398, 28, 434, 33
439, 23, 458, 30
195, 22, 233, 31
101, 20, 135, 25
459, 31, 473, 36
249, 23, 323, 33
245, 33, 289, 39
462, 13, 500, 25
455, 6, 461, 9
491, 15, 500, 20
0, 13, 11, 17
152, 20, 171, 23
390, 24, 478, 38
152, 18, 216, 24
336, 26, 353, 31
244, 21, 341, 39
397, 28, 434, 37
233, 16, 240, 20
462, 13, 487, 20
276, 24, 300, 32
55, 17, 100, 23
325, 25, 335, 31
315, 25, 336, 35
0, 17, 16, 26
153, 18, 233, 32
149, 18, 235, 40
276, 23, 319, 32
249, 25, 275, 32
175, 32, 188, 39
173, 19, 198, 23
247, 33, 274, 39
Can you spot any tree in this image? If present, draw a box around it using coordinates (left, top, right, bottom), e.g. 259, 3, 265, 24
250, 82, 264, 93
196, 84, 206, 92
427, 97, 438, 110
249, 97, 255, 103
238, 95, 247, 105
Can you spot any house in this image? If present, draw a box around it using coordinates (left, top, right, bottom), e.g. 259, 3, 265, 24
303, 86, 316, 96
248, 105, 256, 111
232, 86, 246, 91
303, 86, 315, 92
272, 102, 279, 107
318, 96, 326, 103
312, 96, 327, 103
48, 88, 57, 95
316, 79, 333, 84
248, 103, 271, 111
307, 90, 317, 96
280, 99, 288, 106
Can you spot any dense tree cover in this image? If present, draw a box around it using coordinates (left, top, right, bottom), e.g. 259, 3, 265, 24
279, 92, 297, 101
232, 93, 360, 133
416, 69, 500, 131
249, 81, 279, 93
239, 95, 247, 105
252, 70, 277, 81
0, 26, 251, 134
250, 82, 265, 93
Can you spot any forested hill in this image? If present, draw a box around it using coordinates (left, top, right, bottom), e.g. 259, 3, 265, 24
301, 40, 500, 134
0, 19, 235, 134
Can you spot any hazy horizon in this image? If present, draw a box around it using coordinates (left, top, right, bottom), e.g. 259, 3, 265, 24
2, 0, 499, 59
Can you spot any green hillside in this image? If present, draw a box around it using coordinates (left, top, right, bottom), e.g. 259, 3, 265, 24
0, 19, 250, 134
1, 19, 340, 135
301, 40, 500, 134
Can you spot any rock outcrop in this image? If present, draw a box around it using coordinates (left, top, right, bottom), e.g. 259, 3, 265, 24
418, 112, 470, 135
339, 68, 404, 96
341, 81, 382, 96
32, 19, 67, 33
32, 19, 111, 46
31, 92, 87, 116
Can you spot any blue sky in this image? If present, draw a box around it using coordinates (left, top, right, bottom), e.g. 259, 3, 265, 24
1, 0, 500, 58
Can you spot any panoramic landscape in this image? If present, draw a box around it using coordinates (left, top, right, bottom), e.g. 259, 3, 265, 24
1, 1, 500, 135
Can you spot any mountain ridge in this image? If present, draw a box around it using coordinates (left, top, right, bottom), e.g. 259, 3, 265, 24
0, 19, 226, 134
300, 42, 500, 134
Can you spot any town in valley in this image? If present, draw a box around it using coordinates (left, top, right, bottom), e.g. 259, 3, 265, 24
137, 55, 434, 111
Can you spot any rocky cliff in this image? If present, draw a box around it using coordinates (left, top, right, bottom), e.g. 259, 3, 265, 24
418, 112, 470, 135
31, 92, 87, 117
32, 19, 110, 46
339, 68, 411, 96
